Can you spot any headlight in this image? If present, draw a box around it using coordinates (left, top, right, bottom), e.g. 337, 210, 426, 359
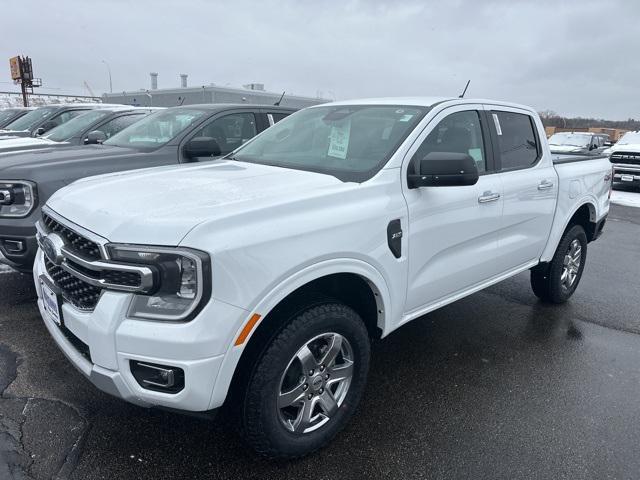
108, 245, 211, 321
0, 181, 37, 218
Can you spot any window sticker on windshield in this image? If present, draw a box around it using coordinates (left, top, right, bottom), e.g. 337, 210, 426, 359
327, 120, 351, 159
398, 114, 414, 122
468, 148, 483, 162
492, 113, 502, 135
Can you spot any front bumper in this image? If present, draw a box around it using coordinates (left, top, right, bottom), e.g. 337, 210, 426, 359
34, 249, 249, 412
0, 215, 39, 272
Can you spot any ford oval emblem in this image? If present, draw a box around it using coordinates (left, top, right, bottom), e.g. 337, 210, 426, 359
41, 233, 66, 266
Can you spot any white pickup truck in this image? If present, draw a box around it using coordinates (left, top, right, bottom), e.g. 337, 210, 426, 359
33, 97, 611, 459
605, 131, 640, 187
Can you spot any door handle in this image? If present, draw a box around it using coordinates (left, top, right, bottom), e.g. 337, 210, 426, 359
538, 180, 554, 190
478, 191, 500, 203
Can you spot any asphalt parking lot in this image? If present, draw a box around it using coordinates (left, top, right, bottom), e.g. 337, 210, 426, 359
1, 200, 639, 480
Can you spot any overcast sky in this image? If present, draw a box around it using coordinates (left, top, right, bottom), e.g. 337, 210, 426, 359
2, 0, 639, 119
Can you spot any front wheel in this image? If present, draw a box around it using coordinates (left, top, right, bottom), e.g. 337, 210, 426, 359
530, 224, 587, 304
240, 302, 370, 459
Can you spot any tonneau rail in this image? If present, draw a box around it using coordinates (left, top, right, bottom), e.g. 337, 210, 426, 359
552, 153, 608, 164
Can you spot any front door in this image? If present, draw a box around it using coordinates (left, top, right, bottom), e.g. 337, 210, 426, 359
403, 105, 504, 315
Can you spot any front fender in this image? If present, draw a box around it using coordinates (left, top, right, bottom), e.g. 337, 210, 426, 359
207, 257, 393, 409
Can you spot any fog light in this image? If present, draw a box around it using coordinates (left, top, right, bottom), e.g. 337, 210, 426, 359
130, 361, 185, 393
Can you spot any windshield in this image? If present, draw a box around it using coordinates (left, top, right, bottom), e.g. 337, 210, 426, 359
104, 108, 207, 150
231, 105, 428, 182
44, 110, 111, 142
617, 132, 640, 145
4, 106, 58, 131
0, 109, 21, 125
548, 133, 591, 147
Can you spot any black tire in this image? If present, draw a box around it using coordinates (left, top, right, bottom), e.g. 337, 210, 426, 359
240, 302, 370, 459
530, 224, 588, 304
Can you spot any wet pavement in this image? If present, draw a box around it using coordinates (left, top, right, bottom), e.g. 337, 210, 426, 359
1, 203, 639, 479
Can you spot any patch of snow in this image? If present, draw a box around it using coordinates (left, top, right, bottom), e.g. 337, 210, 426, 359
611, 189, 640, 208
1, 93, 101, 108
0, 265, 13, 274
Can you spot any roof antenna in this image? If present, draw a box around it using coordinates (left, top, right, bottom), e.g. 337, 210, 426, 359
274, 91, 286, 106
459, 80, 471, 98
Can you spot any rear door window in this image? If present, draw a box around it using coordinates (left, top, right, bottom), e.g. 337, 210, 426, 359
97, 114, 145, 139
491, 111, 539, 170
49, 109, 89, 129
192, 113, 257, 155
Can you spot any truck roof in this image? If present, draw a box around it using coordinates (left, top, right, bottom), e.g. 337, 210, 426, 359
313, 97, 538, 113
164, 103, 297, 112
551, 131, 603, 137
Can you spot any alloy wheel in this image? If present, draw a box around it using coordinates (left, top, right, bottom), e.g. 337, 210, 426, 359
561, 238, 582, 291
277, 332, 354, 434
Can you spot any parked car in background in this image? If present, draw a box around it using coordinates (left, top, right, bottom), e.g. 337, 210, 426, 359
605, 131, 640, 188
32, 97, 611, 459
0, 104, 112, 139
0, 107, 34, 129
548, 131, 608, 154
0, 107, 159, 155
0, 104, 295, 271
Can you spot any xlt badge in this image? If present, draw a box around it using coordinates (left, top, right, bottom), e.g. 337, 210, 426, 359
387, 219, 402, 258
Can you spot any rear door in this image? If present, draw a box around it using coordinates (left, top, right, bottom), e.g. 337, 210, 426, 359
402, 105, 504, 314
487, 106, 557, 271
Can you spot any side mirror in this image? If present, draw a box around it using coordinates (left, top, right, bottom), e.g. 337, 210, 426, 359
84, 130, 107, 145
589, 144, 598, 151
183, 137, 221, 160
35, 121, 57, 136
408, 152, 479, 188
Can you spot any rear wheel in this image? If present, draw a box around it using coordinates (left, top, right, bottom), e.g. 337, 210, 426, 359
240, 302, 370, 459
530, 224, 587, 304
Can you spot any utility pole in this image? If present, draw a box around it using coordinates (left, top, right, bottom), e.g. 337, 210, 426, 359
101, 60, 112, 93
9, 56, 41, 106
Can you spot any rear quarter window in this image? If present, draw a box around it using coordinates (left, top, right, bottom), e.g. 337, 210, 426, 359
492, 111, 539, 170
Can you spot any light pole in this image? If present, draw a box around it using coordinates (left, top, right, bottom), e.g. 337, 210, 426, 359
101, 60, 113, 93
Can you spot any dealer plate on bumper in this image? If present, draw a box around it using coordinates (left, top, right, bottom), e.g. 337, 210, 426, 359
40, 275, 63, 327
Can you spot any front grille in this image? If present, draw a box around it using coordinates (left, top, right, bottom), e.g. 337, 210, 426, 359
64, 258, 142, 288
610, 152, 640, 166
42, 214, 101, 260
40, 212, 150, 313
45, 257, 102, 310
103, 270, 142, 287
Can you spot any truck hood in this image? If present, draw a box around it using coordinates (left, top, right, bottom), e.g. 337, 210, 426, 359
0, 130, 30, 138
47, 160, 346, 245
549, 145, 587, 153
0, 136, 61, 155
609, 143, 640, 153
0, 144, 140, 175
